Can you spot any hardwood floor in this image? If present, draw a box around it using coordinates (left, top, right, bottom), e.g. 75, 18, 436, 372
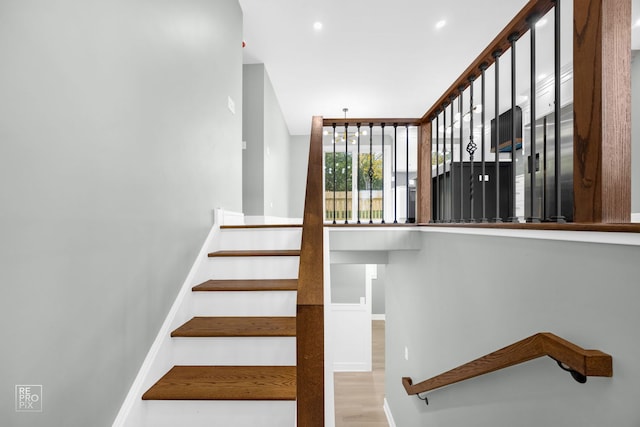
334, 320, 388, 426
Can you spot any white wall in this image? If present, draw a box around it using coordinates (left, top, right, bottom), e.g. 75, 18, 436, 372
242, 64, 291, 217
385, 230, 640, 427
0, 1, 243, 425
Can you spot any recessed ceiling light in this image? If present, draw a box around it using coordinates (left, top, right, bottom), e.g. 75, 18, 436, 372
313, 22, 323, 31
635, 18, 640, 28
435, 20, 446, 30
537, 73, 548, 81
536, 18, 548, 28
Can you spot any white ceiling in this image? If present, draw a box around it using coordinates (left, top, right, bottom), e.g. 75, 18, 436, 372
239, 0, 640, 136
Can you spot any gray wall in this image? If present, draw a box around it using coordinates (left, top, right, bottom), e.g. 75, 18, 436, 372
632, 50, 640, 214
242, 64, 265, 215
385, 231, 640, 426
372, 264, 386, 315
263, 68, 290, 217
289, 134, 311, 218
242, 64, 291, 217
0, 1, 243, 426
330, 264, 366, 304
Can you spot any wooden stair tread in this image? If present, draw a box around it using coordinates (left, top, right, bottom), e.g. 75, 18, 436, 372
172, 317, 296, 337
142, 366, 296, 400
221, 224, 302, 229
192, 279, 298, 292
208, 249, 300, 257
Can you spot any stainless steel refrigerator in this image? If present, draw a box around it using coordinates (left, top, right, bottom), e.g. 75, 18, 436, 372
524, 103, 574, 221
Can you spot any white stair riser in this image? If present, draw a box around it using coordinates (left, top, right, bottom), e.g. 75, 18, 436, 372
194, 257, 299, 282
191, 291, 297, 316
136, 401, 295, 427
171, 337, 296, 365
218, 228, 302, 251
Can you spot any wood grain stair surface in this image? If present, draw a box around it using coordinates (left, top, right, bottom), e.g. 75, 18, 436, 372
208, 249, 301, 257
171, 316, 296, 337
142, 366, 296, 400
192, 279, 298, 292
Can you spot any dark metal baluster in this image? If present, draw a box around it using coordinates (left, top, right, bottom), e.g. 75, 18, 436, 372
551, 0, 566, 223
480, 63, 489, 223
381, 123, 386, 224
449, 97, 455, 223
543, 116, 548, 220
406, 124, 410, 223
332, 123, 337, 224
369, 123, 374, 224
467, 76, 477, 222
394, 123, 398, 223
527, 16, 541, 223
344, 123, 349, 224
435, 113, 440, 222
357, 123, 361, 224
459, 87, 465, 223
441, 107, 446, 222
493, 50, 503, 223
508, 33, 520, 223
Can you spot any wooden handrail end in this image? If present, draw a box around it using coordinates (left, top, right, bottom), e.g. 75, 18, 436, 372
402, 377, 415, 395
584, 350, 613, 377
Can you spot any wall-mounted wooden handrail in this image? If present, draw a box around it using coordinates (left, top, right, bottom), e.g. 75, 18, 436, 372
402, 333, 612, 399
296, 115, 325, 426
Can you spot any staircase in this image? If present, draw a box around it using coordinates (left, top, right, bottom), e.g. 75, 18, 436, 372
134, 223, 303, 427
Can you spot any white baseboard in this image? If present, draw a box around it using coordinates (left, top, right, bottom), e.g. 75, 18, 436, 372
383, 398, 396, 427
372, 314, 386, 321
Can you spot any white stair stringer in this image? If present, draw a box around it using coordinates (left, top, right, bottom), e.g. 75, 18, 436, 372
113, 214, 301, 427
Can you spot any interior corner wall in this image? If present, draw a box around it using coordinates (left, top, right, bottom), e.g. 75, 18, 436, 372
263, 68, 291, 217
0, 1, 243, 426
242, 64, 291, 217
631, 50, 640, 214
289, 134, 311, 218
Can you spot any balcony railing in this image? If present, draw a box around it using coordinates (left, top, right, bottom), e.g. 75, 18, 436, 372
322, 119, 420, 225
316, 0, 632, 228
